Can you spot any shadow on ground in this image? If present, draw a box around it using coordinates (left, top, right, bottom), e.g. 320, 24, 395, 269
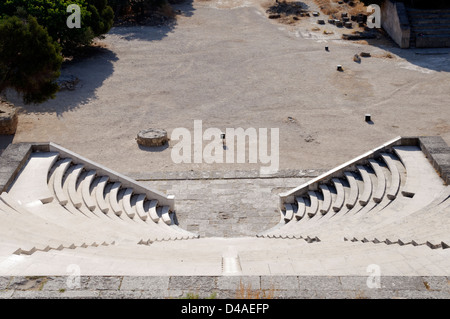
108, 0, 195, 42
5, 1, 196, 116
344, 28, 450, 73
137, 143, 170, 152
5, 46, 118, 116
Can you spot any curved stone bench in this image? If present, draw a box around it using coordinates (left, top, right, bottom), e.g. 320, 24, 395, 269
53, 159, 73, 206
132, 194, 148, 221
357, 165, 372, 206
332, 178, 345, 212
319, 184, 332, 214
108, 182, 123, 216
368, 159, 386, 203
283, 203, 294, 222
67, 164, 84, 208
344, 171, 359, 209
306, 191, 319, 218
295, 196, 306, 220
95, 176, 110, 213
381, 153, 401, 200
81, 170, 97, 211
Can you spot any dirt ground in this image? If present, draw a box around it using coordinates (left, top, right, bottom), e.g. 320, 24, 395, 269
6, 0, 450, 176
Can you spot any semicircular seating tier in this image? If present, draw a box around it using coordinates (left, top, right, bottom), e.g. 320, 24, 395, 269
257, 137, 450, 250
0, 143, 198, 256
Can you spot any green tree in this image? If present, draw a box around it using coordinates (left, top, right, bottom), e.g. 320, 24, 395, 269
0, 15, 63, 104
0, 0, 114, 53
109, 0, 168, 19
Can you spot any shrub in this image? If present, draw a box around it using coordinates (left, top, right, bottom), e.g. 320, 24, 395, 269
0, 0, 114, 53
0, 15, 63, 103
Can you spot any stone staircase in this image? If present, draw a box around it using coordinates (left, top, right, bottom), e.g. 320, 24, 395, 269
0, 143, 198, 256
407, 7, 450, 48
258, 137, 450, 251
0, 139, 448, 279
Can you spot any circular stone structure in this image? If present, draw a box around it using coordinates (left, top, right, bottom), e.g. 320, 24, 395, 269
136, 128, 168, 147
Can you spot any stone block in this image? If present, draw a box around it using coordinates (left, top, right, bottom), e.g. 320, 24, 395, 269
83, 276, 122, 290
380, 276, 427, 290
9, 276, 49, 291
261, 276, 299, 290
340, 276, 371, 290
217, 276, 260, 291
422, 276, 450, 292
137, 128, 168, 147
298, 276, 342, 291
169, 276, 216, 291
0, 276, 11, 290
120, 276, 169, 291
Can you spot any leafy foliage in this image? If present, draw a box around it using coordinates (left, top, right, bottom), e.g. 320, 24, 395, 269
109, 0, 168, 19
0, 0, 113, 53
0, 15, 63, 103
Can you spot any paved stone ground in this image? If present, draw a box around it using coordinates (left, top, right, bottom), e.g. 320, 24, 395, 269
0, 276, 448, 299
138, 169, 324, 237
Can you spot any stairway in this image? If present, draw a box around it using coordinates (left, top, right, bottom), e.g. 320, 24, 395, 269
0, 149, 199, 256
258, 143, 450, 250
407, 7, 450, 48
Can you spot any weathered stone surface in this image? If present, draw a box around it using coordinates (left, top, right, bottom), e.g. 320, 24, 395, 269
84, 276, 122, 290
169, 276, 216, 291
261, 276, 299, 290
0, 277, 11, 290
136, 128, 168, 147
217, 276, 260, 291
9, 276, 48, 291
0, 100, 18, 135
422, 276, 450, 292
120, 276, 169, 291
41, 276, 90, 291
298, 276, 342, 291
1, 276, 449, 299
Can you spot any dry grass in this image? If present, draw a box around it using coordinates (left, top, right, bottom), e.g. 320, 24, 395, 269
314, 0, 367, 18
353, 40, 369, 45
314, 0, 339, 16
235, 281, 275, 299
372, 52, 395, 59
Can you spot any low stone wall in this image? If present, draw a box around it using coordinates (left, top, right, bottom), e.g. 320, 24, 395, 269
381, 0, 411, 48
0, 276, 448, 299
418, 136, 450, 185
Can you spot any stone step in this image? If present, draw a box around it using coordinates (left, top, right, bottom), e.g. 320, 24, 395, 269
411, 28, 450, 35
368, 159, 386, 203
7, 152, 59, 205
10, 151, 197, 244
411, 23, 450, 30
380, 153, 401, 200
357, 165, 372, 206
